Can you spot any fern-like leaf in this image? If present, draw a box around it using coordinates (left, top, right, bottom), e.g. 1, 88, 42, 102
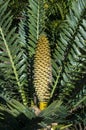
18, 0, 47, 104
52, 0, 86, 107
0, 96, 36, 130
0, 0, 28, 105
27, 0, 46, 57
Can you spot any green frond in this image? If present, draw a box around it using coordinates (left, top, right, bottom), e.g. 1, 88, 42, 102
46, 0, 69, 20
39, 100, 69, 126
19, 0, 47, 104
0, 1, 28, 106
52, 0, 86, 105
0, 96, 36, 130
45, 0, 71, 45
27, 0, 46, 57
18, 15, 29, 102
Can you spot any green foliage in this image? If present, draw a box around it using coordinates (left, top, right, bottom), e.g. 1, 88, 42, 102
45, 0, 72, 44
52, 0, 86, 106
0, 0, 28, 105
2, 0, 28, 18
27, 0, 46, 57
0, 0, 86, 129
18, 0, 47, 104
0, 97, 70, 129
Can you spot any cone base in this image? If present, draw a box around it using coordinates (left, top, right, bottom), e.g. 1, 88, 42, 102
39, 102, 48, 110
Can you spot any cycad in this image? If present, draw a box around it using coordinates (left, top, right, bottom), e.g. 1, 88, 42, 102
0, 0, 86, 129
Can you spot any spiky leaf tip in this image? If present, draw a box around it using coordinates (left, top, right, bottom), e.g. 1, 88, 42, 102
34, 34, 52, 105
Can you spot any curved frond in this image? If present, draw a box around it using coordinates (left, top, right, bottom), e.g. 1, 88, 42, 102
18, 0, 47, 104
51, 0, 86, 106
27, 0, 46, 57
0, 1, 28, 105
0, 96, 36, 130
39, 100, 68, 126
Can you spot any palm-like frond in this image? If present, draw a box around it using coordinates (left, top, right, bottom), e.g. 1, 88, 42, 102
19, 0, 47, 104
0, 96, 70, 129
27, 0, 46, 57
45, 0, 71, 46
0, 0, 28, 105
0, 96, 36, 130
39, 100, 69, 126
51, 0, 86, 106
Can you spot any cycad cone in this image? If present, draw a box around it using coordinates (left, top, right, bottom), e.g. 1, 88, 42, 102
34, 34, 52, 110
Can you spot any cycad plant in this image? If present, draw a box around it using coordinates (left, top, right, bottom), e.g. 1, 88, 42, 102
0, 0, 86, 130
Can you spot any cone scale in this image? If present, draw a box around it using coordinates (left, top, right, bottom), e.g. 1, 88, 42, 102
34, 34, 52, 110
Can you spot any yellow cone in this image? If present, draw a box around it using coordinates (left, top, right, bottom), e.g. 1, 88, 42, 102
34, 34, 52, 109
